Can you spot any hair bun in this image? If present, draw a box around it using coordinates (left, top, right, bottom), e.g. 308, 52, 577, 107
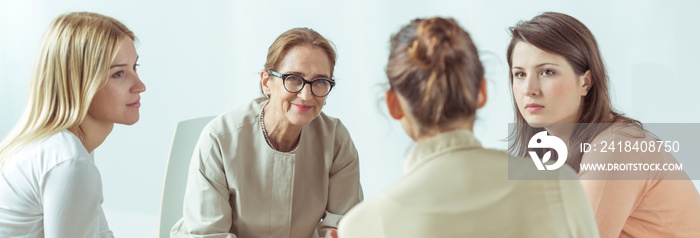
408, 18, 466, 69
386, 17, 484, 129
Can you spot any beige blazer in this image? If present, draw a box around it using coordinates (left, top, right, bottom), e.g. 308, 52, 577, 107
338, 129, 598, 238
171, 98, 363, 238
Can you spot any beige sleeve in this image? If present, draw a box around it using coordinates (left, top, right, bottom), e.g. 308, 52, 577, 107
337, 198, 385, 238
556, 167, 601, 238
317, 122, 364, 237
180, 131, 238, 238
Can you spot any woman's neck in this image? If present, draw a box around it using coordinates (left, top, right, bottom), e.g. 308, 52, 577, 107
68, 116, 114, 153
263, 104, 302, 152
413, 119, 475, 142
543, 124, 576, 143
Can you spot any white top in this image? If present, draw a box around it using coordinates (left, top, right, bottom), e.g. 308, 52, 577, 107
171, 98, 363, 238
338, 129, 599, 238
0, 130, 113, 238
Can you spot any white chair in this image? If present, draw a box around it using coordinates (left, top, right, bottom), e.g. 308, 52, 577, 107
158, 116, 214, 238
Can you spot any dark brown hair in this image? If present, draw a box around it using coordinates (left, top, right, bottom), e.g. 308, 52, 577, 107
261, 28, 336, 95
387, 17, 484, 134
506, 12, 639, 172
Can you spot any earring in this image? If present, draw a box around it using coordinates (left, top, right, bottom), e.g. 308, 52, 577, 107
265, 93, 270, 98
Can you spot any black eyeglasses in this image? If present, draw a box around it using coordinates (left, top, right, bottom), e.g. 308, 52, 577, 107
267, 70, 336, 97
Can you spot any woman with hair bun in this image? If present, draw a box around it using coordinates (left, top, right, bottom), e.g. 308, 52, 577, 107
335, 17, 598, 238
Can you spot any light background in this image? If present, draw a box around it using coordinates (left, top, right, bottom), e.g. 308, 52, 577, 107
1, 0, 698, 236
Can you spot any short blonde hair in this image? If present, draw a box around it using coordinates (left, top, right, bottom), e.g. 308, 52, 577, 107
0, 12, 135, 168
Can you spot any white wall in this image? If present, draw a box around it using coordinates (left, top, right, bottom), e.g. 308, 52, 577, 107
1, 0, 698, 237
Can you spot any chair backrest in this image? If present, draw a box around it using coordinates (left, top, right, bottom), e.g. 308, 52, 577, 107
158, 116, 214, 238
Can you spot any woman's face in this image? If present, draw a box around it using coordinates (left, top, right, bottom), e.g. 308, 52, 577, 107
89, 38, 146, 125
510, 41, 589, 127
262, 45, 332, 127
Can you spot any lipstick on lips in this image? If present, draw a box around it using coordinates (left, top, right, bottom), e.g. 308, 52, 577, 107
292, 103, 313, 111
525, 103, 544, 113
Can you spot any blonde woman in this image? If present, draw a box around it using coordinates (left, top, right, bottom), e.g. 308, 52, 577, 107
0, 12, 145, 237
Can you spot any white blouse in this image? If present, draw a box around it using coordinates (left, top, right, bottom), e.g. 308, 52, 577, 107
171, 98, 363, 238
0, 130, 113, 238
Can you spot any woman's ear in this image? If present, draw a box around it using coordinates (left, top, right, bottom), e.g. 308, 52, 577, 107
477, 78, 488, 109
386, 90, 404, 120
580, 70, 592, 96
260, 71, 271, 96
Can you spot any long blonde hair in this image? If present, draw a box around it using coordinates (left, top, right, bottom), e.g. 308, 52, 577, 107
0, 12, 135, 169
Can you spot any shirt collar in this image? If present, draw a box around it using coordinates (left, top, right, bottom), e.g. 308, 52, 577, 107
403, 129, 482, 174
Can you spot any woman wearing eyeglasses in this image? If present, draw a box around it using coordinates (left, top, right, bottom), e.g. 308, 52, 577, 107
171, 28, 363, 238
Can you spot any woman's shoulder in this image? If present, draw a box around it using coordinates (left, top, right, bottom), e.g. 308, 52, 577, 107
586, 122, 667, 164
4, 130, 95, 178
16, 131, 87, 159
338, 195, 385, 237
204, 98, 266, 136
581, 122, 684, 179
590, 123, 650, 144
305, 111, 353, 141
